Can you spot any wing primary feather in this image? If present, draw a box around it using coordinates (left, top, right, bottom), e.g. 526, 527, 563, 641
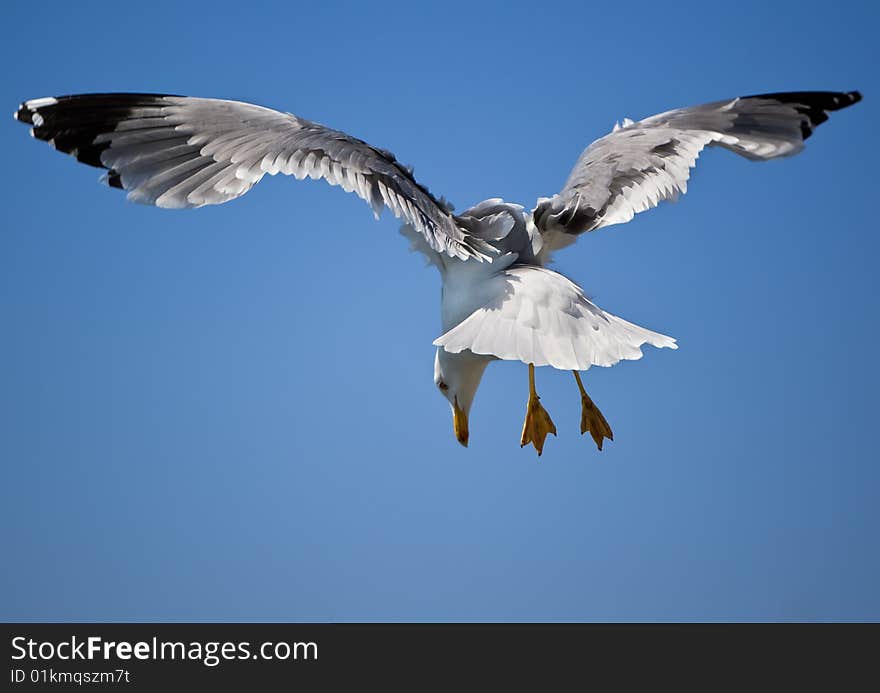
14, 92, 485, 261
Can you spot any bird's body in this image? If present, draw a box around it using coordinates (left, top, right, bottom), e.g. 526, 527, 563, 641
416, 197, 676, 450
431, 201, 531, 329
14, 89, 862, 455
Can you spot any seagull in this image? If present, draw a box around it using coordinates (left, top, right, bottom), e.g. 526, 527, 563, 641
14, 90, 861, 455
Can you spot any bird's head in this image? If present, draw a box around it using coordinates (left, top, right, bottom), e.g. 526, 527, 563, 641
434, 348, 490, 447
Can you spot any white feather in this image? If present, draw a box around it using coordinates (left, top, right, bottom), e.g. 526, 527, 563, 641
434, 266, 676, 371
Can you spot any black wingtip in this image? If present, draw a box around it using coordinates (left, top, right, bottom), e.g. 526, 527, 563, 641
106, 170, 123, 189
13, 93, 183, 176
745, 90, 863, 141
828, 91, 862, 109
14, 103, 32, 124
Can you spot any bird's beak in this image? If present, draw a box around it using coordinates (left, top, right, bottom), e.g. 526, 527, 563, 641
453, 397, 469, 447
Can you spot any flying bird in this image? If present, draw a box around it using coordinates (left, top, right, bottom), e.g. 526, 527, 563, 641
13, 90, 861, 455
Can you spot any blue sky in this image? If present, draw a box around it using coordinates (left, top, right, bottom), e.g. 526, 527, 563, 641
1, 0, 877, 621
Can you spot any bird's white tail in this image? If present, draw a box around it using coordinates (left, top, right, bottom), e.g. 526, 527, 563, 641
434, 266, 676, 371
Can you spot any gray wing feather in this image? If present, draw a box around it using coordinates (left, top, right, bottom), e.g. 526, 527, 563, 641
14, 93, 492, 261
533, 91, 861, 252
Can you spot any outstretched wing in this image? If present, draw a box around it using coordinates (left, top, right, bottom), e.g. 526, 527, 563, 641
14, 93, 492, 261
532, 91, 861, 253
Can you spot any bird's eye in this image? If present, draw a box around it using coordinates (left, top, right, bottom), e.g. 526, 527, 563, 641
437, 381, 449, 391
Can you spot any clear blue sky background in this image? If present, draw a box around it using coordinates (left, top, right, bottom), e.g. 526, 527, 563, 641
1, 0, 877, 622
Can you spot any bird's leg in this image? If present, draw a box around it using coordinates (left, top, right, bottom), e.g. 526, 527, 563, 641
520, 363, 557, 456
573, 371, 613, 451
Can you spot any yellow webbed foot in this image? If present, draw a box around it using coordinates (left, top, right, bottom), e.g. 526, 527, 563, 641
574, 371, 613, 451
520, 392, 557, 456
580, 392, 613, 450
520, 364, 556, 456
